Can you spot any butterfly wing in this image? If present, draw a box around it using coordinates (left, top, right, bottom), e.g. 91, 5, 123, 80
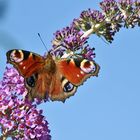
49, 57, 100, 102
57, 57, 100, 86
6, 49, 45, 77
48, 68, 77, 102
6, 49, 50, 100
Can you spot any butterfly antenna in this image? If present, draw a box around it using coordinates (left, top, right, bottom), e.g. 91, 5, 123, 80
38, 33, 49, 52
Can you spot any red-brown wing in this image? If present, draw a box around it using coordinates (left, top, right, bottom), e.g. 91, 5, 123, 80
24, 67, 77, 102
26, 69, 54, 101
49, 69, 77, 102
56, 57, 100, 86
6, 49, 45, 77
48, 57, 100, 102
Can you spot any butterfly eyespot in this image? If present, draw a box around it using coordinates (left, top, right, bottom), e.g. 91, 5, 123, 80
63, 81, 74, 92
26, 74, 37, 87
62, 79, 74, 93
10, 50, 24, 62
80, 60, 96, 73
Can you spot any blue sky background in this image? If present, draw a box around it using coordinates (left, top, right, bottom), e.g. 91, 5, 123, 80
0, 0, 140, 140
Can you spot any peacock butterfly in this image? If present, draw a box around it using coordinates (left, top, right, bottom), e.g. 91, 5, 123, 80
6, 49, 100, 102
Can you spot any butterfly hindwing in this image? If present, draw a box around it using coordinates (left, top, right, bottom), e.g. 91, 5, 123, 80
47, 57, 100, 102
48, 68, 77, 102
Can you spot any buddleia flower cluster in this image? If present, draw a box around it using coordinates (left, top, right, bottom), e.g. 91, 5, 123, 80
51, 0, 140, 57
51, 26, 96, 60
0, 67, 51, 140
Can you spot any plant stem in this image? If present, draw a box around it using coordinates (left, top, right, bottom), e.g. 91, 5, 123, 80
81, 28, 94, 38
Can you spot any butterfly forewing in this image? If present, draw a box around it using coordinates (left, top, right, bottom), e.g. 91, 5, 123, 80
57, 57, 100, 86
7, 50, 45, 77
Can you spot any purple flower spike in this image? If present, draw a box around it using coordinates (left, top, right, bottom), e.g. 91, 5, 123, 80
51, 26, 90, 58
81, 45, 96, 60
118, 0, 140, 28
119, 0, 133, 6
100, 0, 119, 13
0, 67, 51, 140
52, 26, 87, 49
73, 9, 105, 32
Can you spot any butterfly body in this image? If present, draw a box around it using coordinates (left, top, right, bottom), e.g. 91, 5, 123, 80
7, 49, 100, 102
